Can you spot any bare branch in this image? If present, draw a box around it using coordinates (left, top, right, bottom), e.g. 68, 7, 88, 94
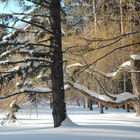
93, 74, 116, 100
81, 30, 140, 43
62, 45, 77, 53
84, 42, 140, 69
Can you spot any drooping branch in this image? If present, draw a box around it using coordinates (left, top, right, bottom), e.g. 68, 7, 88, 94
69, 82, 138, 108
66, 63, 116, 100
66, 60, 132, 100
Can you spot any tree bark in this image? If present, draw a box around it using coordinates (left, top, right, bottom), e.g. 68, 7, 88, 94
88, 98, 93, 110
131, 56, 140, 116
50, 0, 66, 127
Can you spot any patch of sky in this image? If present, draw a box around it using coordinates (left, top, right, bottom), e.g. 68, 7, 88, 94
0, 0, 35, 32
0, 0, 34, 14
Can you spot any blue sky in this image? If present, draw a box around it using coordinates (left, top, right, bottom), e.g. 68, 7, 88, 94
0, 1, 22, 13
0, 0, 65, 13
0, 0, 34, 13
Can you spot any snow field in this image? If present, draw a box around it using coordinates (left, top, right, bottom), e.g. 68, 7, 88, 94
0, 107, 140, 140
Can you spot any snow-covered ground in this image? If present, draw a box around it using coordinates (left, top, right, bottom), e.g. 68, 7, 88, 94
0, 106, 140, 140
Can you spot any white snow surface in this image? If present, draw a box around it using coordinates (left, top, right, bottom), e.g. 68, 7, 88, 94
0, 107, 140, 140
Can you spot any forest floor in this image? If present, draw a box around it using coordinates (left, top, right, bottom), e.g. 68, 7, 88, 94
0, 105, 140, 140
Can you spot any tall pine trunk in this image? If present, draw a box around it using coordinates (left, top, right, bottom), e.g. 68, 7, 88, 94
50, 0, 66, 127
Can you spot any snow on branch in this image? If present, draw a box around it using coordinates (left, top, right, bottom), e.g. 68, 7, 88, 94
0, 40, 50, 48
2, 30, 19, 41
0, 85, 70, 99
69, 82, 138, 107
67, 61, 131, 80
0, 42, 50, 59
67, 63, 83, 68
0, 57, 51, 66
131, 54, 140, 60
0, 13, 49, 18
0, 87, 52, 99
0, 62, 51, 83
26, 0, 50, 7
94, 61, 131, 79
16, 50, 50, 58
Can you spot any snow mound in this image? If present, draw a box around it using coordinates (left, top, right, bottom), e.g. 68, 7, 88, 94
61, 116, 78, 127
1, 119, 20, 127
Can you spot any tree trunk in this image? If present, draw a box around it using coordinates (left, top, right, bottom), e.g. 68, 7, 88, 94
131, 55, 140, 116
88, 98, 93, 110
50, 0, 66, 127
99, 103, 104, 114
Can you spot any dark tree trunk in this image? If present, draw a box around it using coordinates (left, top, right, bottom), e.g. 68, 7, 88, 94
99, 103, 104, 114
50, 0, 66, 127
88, 98, 93, 110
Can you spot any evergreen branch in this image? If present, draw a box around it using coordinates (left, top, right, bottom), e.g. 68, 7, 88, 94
26, 0, 50, 7
19, 18, 51, 33
0, 57, 51, 66
0, 88, 52, 99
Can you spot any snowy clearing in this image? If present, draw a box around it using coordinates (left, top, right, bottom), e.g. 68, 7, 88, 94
0, 106, 140, 140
